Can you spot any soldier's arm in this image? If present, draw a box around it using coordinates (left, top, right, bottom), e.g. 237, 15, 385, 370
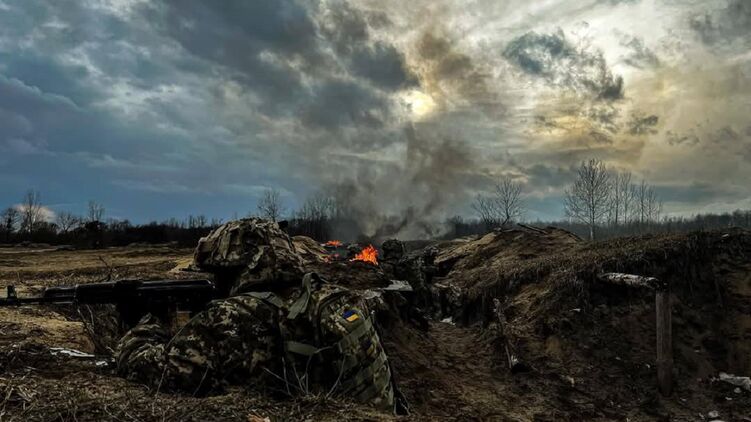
116, 295, 279, 395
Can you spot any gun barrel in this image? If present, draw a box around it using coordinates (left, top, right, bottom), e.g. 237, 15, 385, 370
0, 279, 215, 307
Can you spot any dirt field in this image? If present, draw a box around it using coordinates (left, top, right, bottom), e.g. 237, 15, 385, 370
0, 230, 750, 421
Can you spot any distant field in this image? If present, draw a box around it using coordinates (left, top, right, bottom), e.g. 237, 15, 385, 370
0, 245, 194, 288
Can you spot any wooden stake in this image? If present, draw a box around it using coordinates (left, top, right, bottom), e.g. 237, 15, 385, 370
655, 283, 673, 396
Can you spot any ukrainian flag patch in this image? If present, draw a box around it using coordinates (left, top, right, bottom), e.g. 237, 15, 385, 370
342, 309, 359, 322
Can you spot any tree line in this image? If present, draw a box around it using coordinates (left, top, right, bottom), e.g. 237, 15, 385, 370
1, 190, 219, 247
462, 158, 747, 240
3, 160, 749, 248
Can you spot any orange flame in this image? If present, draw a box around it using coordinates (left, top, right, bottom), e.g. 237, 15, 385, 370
351, 245, 378, 265
325, 240, 343, 247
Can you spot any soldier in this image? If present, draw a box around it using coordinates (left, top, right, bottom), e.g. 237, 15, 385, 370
116, 218, 395, 411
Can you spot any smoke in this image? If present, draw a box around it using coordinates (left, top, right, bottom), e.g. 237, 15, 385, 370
317, 123, 477, 241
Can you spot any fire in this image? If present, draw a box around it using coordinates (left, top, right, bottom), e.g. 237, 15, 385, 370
351, 245, 378, 265
325, 240, 343, 247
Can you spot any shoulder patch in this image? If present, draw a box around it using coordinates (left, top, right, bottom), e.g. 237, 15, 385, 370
342, 309, 359, 322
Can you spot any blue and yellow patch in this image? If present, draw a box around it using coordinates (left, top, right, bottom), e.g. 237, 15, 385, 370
342, 309, 359, 322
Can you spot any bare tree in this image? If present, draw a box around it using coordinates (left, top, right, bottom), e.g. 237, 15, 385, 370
295, 191, 335, 240
56, 211, 80, 233
256, 188, 286, 222
495, 177, 524, 226
20, 190, 43, 235
636, 180, 648, 228
87, 201, 105, 223
630, 180, 663, 233
646, 186, 662, 225
564, 159, 612, 240
472, 194, 499, 230
610, 171, 632, 227
1, 207, 19, 240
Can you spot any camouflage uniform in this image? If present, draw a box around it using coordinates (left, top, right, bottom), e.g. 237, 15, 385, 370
116, 294, 280, 395
116, 218, 395, 410
193, 218, 304, 295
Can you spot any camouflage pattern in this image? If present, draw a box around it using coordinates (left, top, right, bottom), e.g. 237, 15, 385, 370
117, 218, 394, 411
116, 277, 395, 410
116, 294, 281, 395
395, 246, 438, 308
313, 286, 394, 409
193, 218, 304, 294
279, 279, 394, 410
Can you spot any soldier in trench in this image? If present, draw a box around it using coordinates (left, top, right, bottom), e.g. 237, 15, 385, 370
115, 218, 397, 411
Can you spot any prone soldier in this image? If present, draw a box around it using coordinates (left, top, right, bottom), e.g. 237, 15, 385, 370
115, 218, 396, 411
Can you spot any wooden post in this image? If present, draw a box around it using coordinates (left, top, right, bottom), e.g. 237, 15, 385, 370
655, 282, 673, 396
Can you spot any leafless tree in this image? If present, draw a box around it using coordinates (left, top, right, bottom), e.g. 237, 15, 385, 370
56, 211, 80, 233
296, 192, 333, 222
187, 214, 208, 228
472, 194, 499, 230
564, 159, 612, 240
87, 201, 105, 223
610, 171, 632, 227
632, 180, 663, 232
20, 190, 43, 235
645, 186, 662, 225
636, 180, 648, 227
495, 177, 524, 226
256, 188, 286, 222
1, 207, 19, 239
295, 191, 335, 240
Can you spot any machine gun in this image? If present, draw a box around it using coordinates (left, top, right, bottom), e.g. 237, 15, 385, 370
0, 279, 216, 328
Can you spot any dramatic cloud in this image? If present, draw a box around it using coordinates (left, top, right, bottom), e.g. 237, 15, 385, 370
503, 30, 624, 101
627, 114, 659, 136
618, 35, 661, 69
0, 0, 749, 226
690, 0, 751, 46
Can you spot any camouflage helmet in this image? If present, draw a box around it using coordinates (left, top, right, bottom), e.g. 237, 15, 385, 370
193, 218, 304, 294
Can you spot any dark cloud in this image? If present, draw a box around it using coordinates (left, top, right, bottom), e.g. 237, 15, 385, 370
690, 0, 751, 46
350, 42, 417, 91
627, 113, 659, 135
142, 0, 414, 131
524, 163, 576, 189
318, 0, 416, 91
666, 130, 700, 146
503, 29, 624, 100
300, 78, 392, 130
586, 105, 621, 133
619, 35, 660, 69
656, 182, 744, 204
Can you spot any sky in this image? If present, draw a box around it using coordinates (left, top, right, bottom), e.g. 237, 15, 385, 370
0, 0, 750, 225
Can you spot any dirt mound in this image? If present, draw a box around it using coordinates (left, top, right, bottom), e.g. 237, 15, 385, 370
421, 228, 751, 420
435, 226, 582, 289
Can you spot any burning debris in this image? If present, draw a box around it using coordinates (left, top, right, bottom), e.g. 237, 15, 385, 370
351, 244, 379, 265
323, 240, 342, 248
319, 241, 380, 266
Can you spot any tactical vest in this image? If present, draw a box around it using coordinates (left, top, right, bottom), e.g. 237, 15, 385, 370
245, 273, 395, 411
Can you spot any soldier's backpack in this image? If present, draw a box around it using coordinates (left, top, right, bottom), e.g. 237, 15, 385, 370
246, 273, 395, 411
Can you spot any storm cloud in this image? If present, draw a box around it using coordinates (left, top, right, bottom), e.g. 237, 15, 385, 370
0, 0, 748, 225
503, 30, 624, 101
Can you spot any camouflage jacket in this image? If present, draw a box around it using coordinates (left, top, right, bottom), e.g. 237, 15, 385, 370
116, 275, 394, 411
